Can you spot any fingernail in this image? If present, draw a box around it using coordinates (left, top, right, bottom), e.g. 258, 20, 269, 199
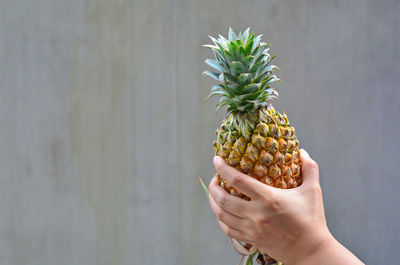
300, 149, 310, 158
213, 156, 220, 165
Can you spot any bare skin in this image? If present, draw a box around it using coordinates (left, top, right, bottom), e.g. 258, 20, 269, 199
208, 149, 365, 265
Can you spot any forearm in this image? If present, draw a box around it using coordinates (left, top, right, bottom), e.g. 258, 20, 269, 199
295, 236, 365, 265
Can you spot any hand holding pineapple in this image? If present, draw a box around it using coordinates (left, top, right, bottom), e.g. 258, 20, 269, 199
209, 150, 365, 265
209, 149, 328, 264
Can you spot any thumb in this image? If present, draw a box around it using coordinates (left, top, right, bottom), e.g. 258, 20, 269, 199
299, 149, 320, 187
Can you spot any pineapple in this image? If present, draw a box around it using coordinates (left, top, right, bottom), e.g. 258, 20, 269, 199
203, 28, 302, 265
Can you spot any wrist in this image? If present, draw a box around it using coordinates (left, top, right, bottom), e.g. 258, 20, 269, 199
294, 233, 365, 265
287, 227, 334, 265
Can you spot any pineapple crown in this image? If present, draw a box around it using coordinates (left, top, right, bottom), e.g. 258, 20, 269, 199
203, 28, 280, 116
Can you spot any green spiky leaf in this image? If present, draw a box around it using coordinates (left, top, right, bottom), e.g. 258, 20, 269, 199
198, 177, 209, 197
202, 70, 220, 81
242, 27, 250, 41
228, 27, 237, 41
205, 59, 224, 72
203, 28, 280, 115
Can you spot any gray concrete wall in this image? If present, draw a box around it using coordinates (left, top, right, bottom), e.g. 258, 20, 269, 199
0, 0, 399, 264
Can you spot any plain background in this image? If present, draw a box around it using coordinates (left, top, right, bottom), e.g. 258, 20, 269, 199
1, 0, 399, 264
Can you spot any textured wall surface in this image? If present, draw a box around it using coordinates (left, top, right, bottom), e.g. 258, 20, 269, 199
1, 0, 399, 264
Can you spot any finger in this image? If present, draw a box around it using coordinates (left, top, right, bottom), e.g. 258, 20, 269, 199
209, 177, 250, 217
218, 220, 248, 242
300, 149, 320, 187
213, 156, 267, 199
209, 194, 246, 229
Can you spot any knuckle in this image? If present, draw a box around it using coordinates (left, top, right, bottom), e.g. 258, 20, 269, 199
266, 194, 280, 211
310, 183, 322, 194
208, 181, 213, 191
218, 193, 229, 208
214, 158, 225, 172
225, 227, 235, 238
216, 209, 225, 221
249, 229, 261, 241
270, 200, 280, 211
230, 173, 242, 187
254, 214, 270, 227
308, 160, 319, 170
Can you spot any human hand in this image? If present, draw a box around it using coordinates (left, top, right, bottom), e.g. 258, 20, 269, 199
208, 149, 332, 264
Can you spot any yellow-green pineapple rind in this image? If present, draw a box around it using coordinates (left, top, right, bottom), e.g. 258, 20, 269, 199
214, 106, 302, 193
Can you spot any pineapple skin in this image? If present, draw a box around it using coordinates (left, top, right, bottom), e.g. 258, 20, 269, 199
214, 106, 302, 196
